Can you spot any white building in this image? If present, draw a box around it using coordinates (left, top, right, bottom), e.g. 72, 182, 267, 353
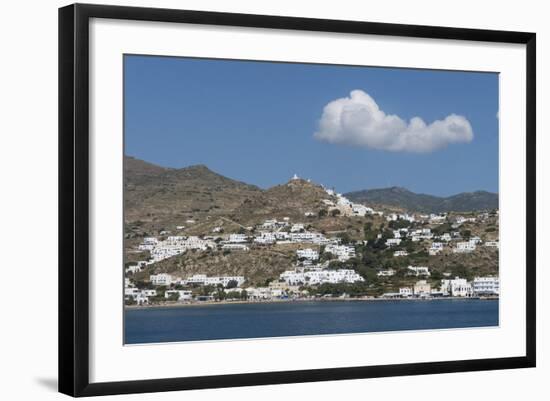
124, 287, 140, 297
165, 289, 193, 301
440, 277, 473, 297
324, 244, 356, 262
222, 243, 249, 251
227, 233, 248, 243
430, 214, 447, 224
394, 250, 409, 257
290, 232, 327, 244
469, 236, 483, 245
453, 242, 476, 253
399, 287, 412, 297
472, 276, 499, 296
385, 238, 402, 247
386, 213, 398, 222
407, 266, 430, 276
246, 287, 274, 300
125, 265, 142, 274
377, 269, 395, 277
455, 216, 476, 225
150, 273, 173, 286
484, 241, 499, 248
297, 248, 319, 261
279, 268, 364, 286
351, 204, 374, 216
254, 232, 276, 245
440, 233, 452, 242
184, 274, 245, 288
290, 223, 305, 233
429, 242, 444, 255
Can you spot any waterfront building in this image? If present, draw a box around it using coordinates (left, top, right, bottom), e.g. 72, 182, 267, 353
472, 276, 499, 296
165, 289, 193, 301
279, 268, 364, 286
414, 280, 431, 296
440, 277, 473, 297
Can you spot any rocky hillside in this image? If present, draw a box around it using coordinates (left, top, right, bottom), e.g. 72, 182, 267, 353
124, 156, 262, 223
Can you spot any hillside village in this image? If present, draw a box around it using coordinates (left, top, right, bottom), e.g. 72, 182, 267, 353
124, 159, 499, 306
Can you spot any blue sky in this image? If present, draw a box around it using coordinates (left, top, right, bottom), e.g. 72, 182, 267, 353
124, 55, 499, 196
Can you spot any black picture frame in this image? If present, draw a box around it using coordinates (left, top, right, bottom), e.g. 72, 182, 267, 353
59, 3, 536, 397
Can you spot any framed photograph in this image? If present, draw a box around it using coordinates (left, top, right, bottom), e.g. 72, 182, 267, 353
59, 3, 536, 397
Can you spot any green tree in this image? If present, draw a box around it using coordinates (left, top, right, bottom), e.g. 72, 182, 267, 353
226, 280, 238, 289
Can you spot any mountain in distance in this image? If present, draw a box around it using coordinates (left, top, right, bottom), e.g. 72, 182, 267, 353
344, 186, 498, 214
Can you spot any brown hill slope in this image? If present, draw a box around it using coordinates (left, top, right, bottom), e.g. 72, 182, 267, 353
124, 157, 338, 228
124, 156, 262, 224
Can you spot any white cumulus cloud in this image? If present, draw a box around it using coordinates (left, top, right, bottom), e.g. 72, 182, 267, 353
314, 90, 474, 153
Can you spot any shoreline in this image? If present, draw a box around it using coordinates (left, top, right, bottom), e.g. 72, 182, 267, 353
125, 296, 498, 310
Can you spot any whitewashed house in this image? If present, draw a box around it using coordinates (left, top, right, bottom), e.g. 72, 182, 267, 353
385, 238, 402, 247
429, 242, 444, 255
440, 233, 452, 242
453, 242, 476, 253
228, 233, 248, 243
377, 269, 396, 277
254, 232, 276, 245
324, 244, 356, 261
165, 289, 193, 301
150, 273, 173, 286
297, 248, 319, 261
222, 243, 249, 251
469, 236, 483, 245
125, 265, 142, 274
407, 266, 431, 276
290, 223, 305, 233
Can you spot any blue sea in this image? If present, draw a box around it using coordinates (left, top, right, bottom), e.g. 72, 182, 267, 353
124, 299, 498, 344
